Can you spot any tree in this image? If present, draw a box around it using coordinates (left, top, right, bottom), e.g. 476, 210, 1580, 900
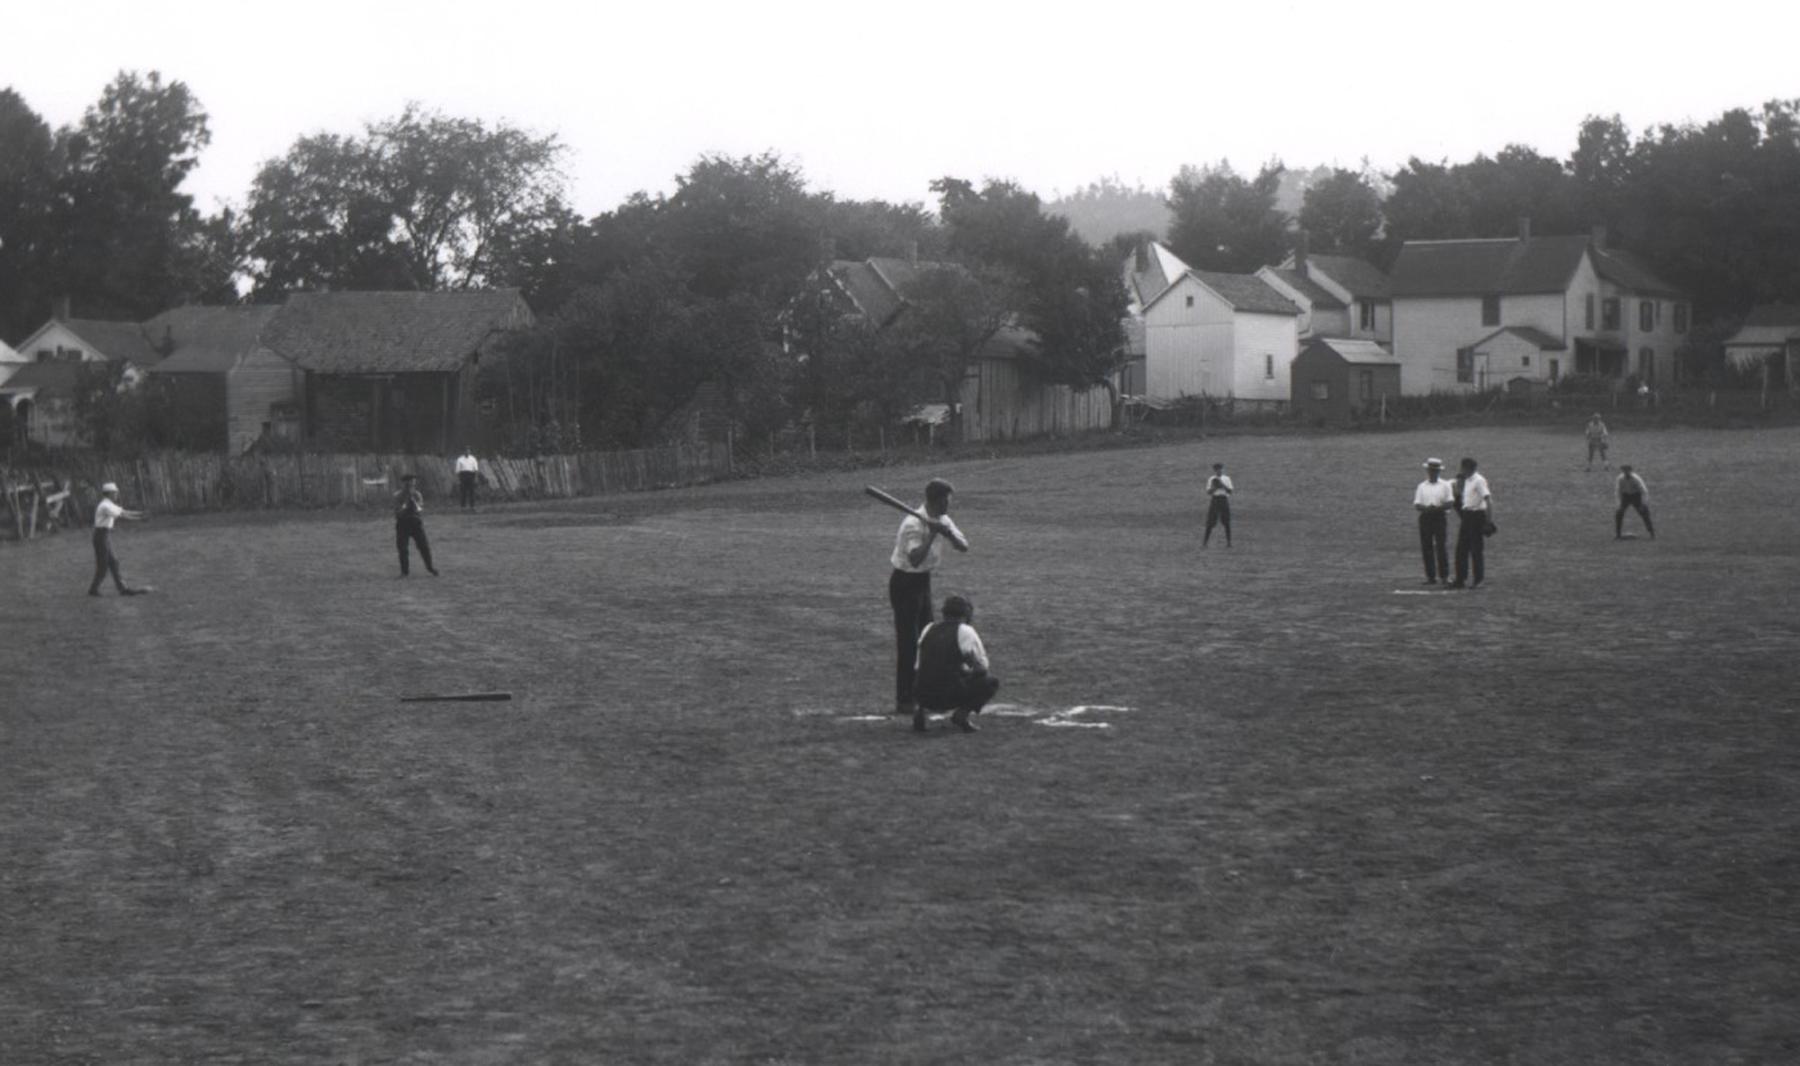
1298, 168, 1385, 262
70, 361, 149, 457
0, 88, 56, 341
1459, 145, 1581, 237
241, 104, 568, 297
1165, 161, 1289, 272
1570, 114, 1633, 228
46, 71, 229, 320
884, 265, 1013, 425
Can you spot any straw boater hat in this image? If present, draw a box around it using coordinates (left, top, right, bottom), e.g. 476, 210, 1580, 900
101, 482, 119, 494
1423, 458, 1442, 469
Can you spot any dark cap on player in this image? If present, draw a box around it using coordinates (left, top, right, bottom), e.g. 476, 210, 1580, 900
1459, 457, 1477, 472
941, 594, 972, 619
925, 478, 953, 501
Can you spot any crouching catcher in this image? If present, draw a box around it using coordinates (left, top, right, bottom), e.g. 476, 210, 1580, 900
912, 595, 1000, 734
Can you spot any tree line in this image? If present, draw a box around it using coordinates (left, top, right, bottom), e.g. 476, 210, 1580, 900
4, 72, 1798, 454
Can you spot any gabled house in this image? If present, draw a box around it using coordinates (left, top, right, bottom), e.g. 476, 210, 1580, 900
1290, 337, 1401, 423
1126, 242, 1302, 403
1721, 305, 1800, 389
0, 360, 86, 446
0, 336, 23, 388
12, 316, 167, 375
1390, 223, 1689, 394
1258, 239, 1392, 344
1, 315, 169, 447
797, 256, 1113, 442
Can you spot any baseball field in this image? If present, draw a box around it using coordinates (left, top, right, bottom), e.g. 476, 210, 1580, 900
3, 423, 1797, 1064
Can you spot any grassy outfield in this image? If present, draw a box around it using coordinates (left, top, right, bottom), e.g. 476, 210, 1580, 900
3, 424, 1797, 1064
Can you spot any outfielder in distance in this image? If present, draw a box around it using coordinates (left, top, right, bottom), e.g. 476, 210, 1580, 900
883, 478, 969, 718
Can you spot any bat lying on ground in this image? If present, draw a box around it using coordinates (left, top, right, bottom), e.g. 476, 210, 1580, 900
399, 692, 514, 703
864, 486, 969, 550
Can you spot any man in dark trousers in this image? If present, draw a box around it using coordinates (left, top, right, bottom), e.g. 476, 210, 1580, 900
1449, 457, 1494, 590
914, 595, 1000, 734
888, 478, 968, 717
455, 446, 481, 510
1412, 457, 1455, 584
1203, 462, 1233, 547
88, 482, 147, 596
1615, 464, 1655, 539
394, 473, 438, 576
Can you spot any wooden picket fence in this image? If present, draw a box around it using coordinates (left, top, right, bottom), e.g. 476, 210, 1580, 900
1, 442, 733, 541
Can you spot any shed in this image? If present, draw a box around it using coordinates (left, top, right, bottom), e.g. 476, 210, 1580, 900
1290, 337, 1401, 422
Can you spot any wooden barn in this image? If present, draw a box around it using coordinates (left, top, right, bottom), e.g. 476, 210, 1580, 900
1290, 337, 1401, 422
144, 305, 286, 452
956, 327, 1113, 442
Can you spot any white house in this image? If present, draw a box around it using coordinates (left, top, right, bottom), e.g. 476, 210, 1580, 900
1126, 242, 1301, 403
1, 317, 167, 446
1389, 224, 1689, 394
0, 336, 23, 388
1258, 241, 1392, 344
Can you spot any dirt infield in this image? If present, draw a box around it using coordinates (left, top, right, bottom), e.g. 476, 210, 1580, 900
3, 425, 1797, 1064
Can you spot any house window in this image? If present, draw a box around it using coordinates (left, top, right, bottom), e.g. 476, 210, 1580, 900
1359, 369, 1375, 401
1481, 295, 1501, 326
1602, 298, 1621, 330
36, 349, 52, 361
1585, 294, 1595, 330
1359, 301, 1376, 331
1549, 358, 1560, 381
1522, 355, 1531, 368
1456, 348, 1475, 383
1673, 303, 1689, 334
1639, 347, 1655, 384
1185, 295, 1194, 308
1264, 354, 1275, 379
1639, 300, 1654, 331
1310, 381, 1330, 400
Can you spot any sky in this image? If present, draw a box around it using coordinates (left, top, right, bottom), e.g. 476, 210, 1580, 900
6, 0, 1798, 218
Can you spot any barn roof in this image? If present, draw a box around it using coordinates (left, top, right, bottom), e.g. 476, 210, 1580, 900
1390, 236, 1591, 297
1268, 268, 1346, 310
263, 290, 531, 373
145, 305, 282, 373
1305, 254, 1391, 299
1302, 337, 1399, 365
1185, 271, 1302, 316
61, 318, 165, 366
0, 358, 85, 398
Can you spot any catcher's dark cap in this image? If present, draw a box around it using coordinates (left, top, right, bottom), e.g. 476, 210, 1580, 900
1459, 457, 1477, 471
925, 478, 953, 500
941, 595, 972, 618
1211, 462, 1224, 470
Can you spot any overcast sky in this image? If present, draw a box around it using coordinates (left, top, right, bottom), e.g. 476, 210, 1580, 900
8, 0, 1797, 217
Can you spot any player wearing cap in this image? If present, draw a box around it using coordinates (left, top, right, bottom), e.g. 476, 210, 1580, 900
394, 473, 438, 576
913, 595, 1000, 734
88, 482, 146, 596
1202, 462, 1233, 547
888, 478, 968, 717
1585, 413, 1610, 470
1412, 458, 1456, 585
1614, 464, 1655, 539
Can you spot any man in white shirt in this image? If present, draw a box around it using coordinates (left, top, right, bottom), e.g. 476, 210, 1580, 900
914, 595, 999, 734
1412, 458, 1456, 585
1615, 464, 1655, 539
1203, 462, 1233, 547
454, 447, 481, 510
1449, 457, 1494, 590
88, 482, 146, 596
888, 478, 969, 717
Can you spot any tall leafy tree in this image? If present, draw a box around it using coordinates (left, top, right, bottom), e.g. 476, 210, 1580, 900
48, 71, 229, 319
0, 88, 56, 341
1382, 157, 1474, 249
1298, 167, 1385, 262
241, 104, 568, 297
1164, 161, 1289, 272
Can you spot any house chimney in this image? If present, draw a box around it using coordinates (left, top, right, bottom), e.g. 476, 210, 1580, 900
1518, 217, 1532, 242
1295, 231, 1310, 276
1590, 223, 1608, 249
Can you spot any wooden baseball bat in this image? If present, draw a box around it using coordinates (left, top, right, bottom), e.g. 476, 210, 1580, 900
399, 692, 514, 703
864, 486, 969, 549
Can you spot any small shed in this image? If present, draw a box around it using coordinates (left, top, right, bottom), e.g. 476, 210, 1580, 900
1290, 337, 1401, 422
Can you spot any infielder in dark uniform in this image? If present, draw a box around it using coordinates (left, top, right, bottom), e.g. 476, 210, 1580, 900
888, 478, 968, 717
394, 473, 438, 576
914, 595, 1000, 734
1203, 462, 1233, 547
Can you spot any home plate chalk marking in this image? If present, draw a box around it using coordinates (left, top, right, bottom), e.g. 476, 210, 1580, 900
796, 702, 1136, 730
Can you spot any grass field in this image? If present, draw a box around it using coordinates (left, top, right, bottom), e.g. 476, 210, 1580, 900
4, 424, 1798, 1065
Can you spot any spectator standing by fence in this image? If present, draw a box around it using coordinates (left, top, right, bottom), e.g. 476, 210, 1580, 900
394, 473, 438, 577
455, 447, 481, 510
88, 482, 146, 596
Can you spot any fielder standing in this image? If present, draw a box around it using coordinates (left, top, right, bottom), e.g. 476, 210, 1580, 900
888, 478, 968, 717
1412, 457, 1455, 585
394, 472, 438, 577
1585, 413, 1610, 470
87, 482, 146, 596
1614, 464, 1655, 539
455, 446, 481, 510
1449, 457, 1494, 590
1203, 462, 1233, 547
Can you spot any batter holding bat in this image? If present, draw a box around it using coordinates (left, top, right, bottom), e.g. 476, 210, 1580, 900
881, 477, 969, 718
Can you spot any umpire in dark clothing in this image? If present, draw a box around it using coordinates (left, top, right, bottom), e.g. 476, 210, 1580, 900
394, 473, 438, 576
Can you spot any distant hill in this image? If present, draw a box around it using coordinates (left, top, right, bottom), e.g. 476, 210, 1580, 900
1043, 178, 1168, 248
